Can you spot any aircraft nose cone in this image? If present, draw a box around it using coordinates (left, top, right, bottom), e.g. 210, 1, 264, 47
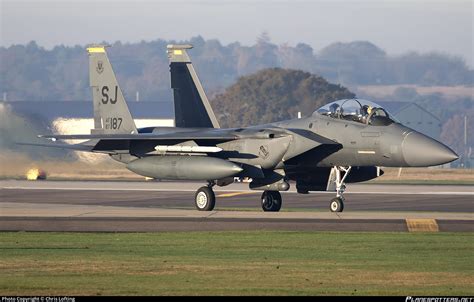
402, 132, 459, 167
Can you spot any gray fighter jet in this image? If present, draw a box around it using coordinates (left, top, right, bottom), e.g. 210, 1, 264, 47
30, 45, 458, 212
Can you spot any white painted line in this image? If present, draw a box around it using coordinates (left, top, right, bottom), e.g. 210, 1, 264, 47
1, 186, 199, 192
1, 186, 473, 195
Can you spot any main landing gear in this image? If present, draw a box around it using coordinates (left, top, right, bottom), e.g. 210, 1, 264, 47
261, 191, 282, 212
194, 181, 285, 212
329, 166, 352, 212
194, 166, 352, 213
195, 181, 216, 211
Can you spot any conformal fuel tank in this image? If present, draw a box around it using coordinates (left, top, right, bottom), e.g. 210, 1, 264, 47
126, 155, 242, 180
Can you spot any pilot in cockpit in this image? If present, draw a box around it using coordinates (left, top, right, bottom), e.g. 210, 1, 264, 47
329, 103, 340, 117
316, 99, 398, 126
361, 105, 373, 124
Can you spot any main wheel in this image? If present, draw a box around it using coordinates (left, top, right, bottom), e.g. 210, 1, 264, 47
261, 191, 282, 212
195, 186, 216, 211
330, 197, 344, 212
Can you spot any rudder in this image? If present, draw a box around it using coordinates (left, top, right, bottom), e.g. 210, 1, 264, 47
167, 44, 220, 128
87, 46, 137, 134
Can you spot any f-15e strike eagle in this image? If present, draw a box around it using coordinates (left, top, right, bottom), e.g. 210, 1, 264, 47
29, 44, 458, 212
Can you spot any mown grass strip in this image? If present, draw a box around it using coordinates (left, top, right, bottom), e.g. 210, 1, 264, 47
0, 231, 472, 296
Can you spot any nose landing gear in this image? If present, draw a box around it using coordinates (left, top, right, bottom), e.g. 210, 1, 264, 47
329, 166, 351, 212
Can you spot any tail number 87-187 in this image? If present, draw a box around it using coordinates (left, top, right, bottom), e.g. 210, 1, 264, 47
104, 117, 122, 130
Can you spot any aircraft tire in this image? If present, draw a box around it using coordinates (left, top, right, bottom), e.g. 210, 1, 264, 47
261, 191, 282, 212
330, 197, 344, 212
195, 186, 216, 211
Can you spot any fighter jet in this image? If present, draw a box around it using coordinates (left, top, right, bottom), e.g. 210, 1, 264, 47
29, 44, 458, 212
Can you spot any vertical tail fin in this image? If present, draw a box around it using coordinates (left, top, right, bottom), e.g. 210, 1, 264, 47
87, 46, 137, 134
167, 44, 220, 128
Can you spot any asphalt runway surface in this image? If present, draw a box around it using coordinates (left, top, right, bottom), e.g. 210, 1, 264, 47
1, 180, 472, 232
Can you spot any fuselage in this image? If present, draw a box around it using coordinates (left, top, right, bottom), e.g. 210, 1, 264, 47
126, 98, 458, 185
136, 111, 456, 174
274, 114, 454, 168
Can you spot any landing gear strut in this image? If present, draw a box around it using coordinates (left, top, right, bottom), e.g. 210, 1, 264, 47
261, 191, 282, 212
329, 166, 351, 212
195, 181, 216, 211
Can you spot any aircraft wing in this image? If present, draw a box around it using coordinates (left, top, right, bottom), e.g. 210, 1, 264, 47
39, 133, 238, 141
38, 131, 240, 153
39, 127, 336, 145
36, 127, 340, 156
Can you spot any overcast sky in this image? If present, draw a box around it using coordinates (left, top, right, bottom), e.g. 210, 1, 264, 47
1, 0, 473, 66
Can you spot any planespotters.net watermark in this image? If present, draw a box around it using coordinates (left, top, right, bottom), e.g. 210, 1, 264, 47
2, 297, 75, 302
406, 297, 473, 302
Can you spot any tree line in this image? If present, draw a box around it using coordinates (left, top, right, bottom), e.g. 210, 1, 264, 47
1, 36, 472, 102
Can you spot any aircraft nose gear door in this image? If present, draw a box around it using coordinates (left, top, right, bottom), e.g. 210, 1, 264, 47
327, 166, 352, 212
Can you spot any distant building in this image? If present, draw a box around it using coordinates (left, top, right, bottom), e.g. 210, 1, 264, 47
379, 101, 454, 167
393, 103, 442, 140
2, 100, 175, 131
379, 101, 442, 140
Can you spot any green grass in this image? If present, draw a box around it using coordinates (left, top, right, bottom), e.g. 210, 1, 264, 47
1, 232, 473, 296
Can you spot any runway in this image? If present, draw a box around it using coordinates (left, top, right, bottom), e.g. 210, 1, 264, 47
1, 180, 472, 232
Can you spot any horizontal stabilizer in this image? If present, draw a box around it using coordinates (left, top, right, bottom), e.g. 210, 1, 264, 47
16, 141, 95, 152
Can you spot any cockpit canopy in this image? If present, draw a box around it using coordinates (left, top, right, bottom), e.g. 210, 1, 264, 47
315, 99, 399, 126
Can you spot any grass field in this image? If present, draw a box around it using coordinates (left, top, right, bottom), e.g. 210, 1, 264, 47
1, 232, 473, 296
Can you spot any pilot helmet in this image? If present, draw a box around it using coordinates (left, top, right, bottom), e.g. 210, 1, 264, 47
362, 105, 372, 115
329, 103, 340, 113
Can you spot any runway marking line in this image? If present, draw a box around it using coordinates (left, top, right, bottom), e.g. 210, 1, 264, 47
217, 192, 257, 198
2, 187, 473, 195
406, 219, 439, 232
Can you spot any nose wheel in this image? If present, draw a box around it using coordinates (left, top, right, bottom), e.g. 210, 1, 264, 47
330, 197, 344, 212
